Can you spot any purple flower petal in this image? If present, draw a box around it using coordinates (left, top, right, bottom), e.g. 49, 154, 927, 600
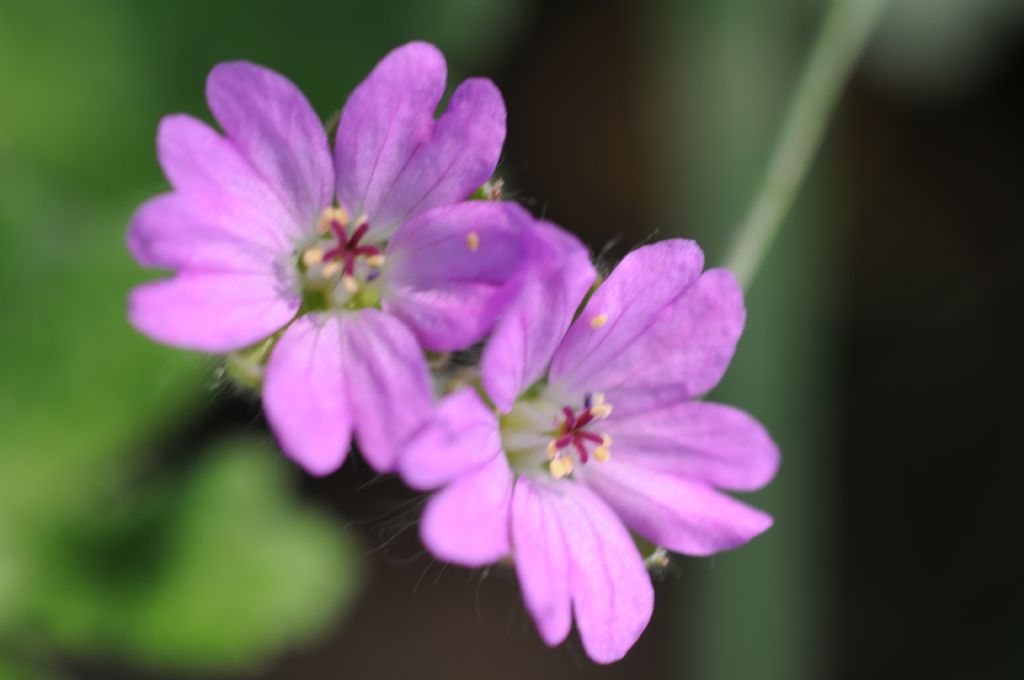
420, 455, 513, 567
334, 42, 505, 237
156, 114, 299, 246
398, 387, 501, 490
206, 61, 333, 231
482, 219, 595, 411
606, 401, 779, 491
382, 202, 527, 351
549, 239, 704, 397
263, 314, 352, 476
334, 42, 445, 232
555, 481, 654, 664
579, 459, 774, 557
128, 271, 299, 353
368, 77, 505, 233
126, 193, 283, 272
511, 477, 572, 647
597, 268, 746, 415
340, 309, 434, 472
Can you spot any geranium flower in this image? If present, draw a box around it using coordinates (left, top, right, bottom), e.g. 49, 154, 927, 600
127, 42, 527, 475
398, 239, 779, 663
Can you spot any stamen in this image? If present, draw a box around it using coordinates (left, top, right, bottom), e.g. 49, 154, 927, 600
305, 208, 386, 300
302, 248, 324, 267
318, 206, 350, 232
466, 231, 480, 251
545, 394, 615, 477
590, 392, 612, 418
549, 456, 574, 479
590, 313, 608, 329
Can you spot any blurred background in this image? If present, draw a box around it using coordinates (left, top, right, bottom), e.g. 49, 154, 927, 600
1, 0, 1022, 678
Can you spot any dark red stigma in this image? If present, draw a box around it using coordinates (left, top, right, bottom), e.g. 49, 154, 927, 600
552, 397, 608, 465
322, 218, 382, 276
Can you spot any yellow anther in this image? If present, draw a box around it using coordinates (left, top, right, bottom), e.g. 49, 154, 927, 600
590, 393, 612, 418
321, 261, 342, 278
342, 275, 359, 293
546, 440, 559, 459
549, 456, 574, 479
302, 248, 324, 267
365, 254, 386, 268
590, 313, 608, 329
355, 213, 370, 229
318, 206, 350, 232
592, 434, 612, 462
466, 231, 480, 251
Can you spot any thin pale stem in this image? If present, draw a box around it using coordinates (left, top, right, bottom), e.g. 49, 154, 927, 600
725, 0, 889, 288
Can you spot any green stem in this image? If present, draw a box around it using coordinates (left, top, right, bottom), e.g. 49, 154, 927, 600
725, 0, 889, 288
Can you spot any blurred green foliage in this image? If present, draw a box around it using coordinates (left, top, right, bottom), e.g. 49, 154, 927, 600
0, 0, 526, 675
28, 439, 359, 671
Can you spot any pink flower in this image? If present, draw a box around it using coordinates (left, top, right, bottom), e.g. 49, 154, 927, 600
127, 42, 525, 475
399, 239, 779, 663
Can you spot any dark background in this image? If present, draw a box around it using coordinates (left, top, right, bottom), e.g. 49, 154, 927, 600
1, 0, 1021, 678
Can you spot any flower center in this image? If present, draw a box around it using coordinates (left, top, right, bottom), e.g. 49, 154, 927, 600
545, 392, 613, 479
298, 207, 386, 309
500, 390, 613, 480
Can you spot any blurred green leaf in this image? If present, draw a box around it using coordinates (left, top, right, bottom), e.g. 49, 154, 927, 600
0, 166, 205, 524
0, 656, 62, 680
27, 437, 359, 671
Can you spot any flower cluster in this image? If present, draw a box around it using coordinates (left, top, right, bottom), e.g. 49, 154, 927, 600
127, 42, 779, 664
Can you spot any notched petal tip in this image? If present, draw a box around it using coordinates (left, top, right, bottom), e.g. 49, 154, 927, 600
206, 59, 261, 89
385, 40, 447, 69
291, 449, 349, 477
